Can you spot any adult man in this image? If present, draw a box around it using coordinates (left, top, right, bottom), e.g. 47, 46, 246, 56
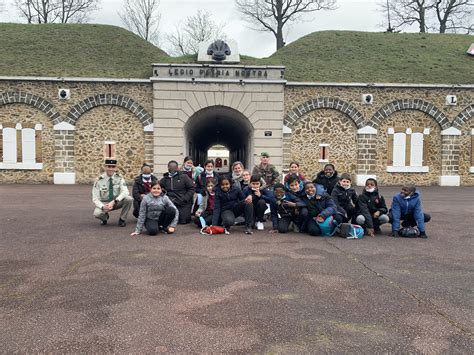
160, 160, 195, 224
252, 152, 280, 189
92, 159, 133, 227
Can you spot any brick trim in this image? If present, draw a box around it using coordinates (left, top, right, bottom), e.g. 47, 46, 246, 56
65, 94, 152, 127
284, 97, 365, 129
0, 91, 61, 125
452, 104, 474, 129
371, 99, 450, 130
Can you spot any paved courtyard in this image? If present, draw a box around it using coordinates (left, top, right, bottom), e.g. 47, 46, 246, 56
0, 184, 473, 352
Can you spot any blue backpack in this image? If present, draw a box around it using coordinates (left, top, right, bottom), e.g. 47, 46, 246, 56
336, 223, 364, 239
317, 216, 338, 236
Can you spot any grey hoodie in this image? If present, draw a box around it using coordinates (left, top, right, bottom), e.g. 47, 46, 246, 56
135, 193, 179, 233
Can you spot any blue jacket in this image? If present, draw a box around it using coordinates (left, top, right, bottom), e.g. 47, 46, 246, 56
211, 185, 246, 226
390, 191, 426, 232
270, 192, 306, 229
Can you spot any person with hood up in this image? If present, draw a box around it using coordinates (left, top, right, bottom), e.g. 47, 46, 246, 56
301, 181, 338, 236
389, 184, 431, 239
159, 160, 195, 224
312, 163, 339, 195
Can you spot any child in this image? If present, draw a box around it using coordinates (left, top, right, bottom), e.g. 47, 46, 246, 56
301, 182, 338, 236
130, 182, 179, 236
194, 179, 216, 228
242, 175, 274, 230
284, 161, 306, 187
331, 173, 358, 223
212, 176, 254, 234
285, 173, 305, 196
132, 163, 158, 218
270, 183, 306, 233
196, 159, 220, 196
355, 178, 389, 237
389, 184, 431, 238
181, 156, 203, 183
312, 163, 339, 195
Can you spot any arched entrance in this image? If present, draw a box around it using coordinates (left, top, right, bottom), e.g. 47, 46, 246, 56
185, 106, 253, 168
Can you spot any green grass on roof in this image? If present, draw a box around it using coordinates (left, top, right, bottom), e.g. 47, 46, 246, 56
0, 23, 169, 78
265, 31, 474, 84
0, 25, 472, 84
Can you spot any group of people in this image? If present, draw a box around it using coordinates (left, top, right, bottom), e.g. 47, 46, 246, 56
92, 152, 431, 239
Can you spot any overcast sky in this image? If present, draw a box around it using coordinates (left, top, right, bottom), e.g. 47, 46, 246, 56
1, 0, 398, 57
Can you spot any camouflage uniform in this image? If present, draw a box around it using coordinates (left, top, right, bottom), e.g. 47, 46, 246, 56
252, 163, 280, 188
92, 173, 133, 222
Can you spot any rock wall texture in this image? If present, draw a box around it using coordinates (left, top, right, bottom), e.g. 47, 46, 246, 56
459, 119, 474, 186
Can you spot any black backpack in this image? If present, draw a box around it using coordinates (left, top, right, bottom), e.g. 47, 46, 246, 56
398, 226, 420, 238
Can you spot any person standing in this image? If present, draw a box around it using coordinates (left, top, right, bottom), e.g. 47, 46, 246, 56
252, 152, 280, 190
160, 160, 195, 224
92, 159, 133, 227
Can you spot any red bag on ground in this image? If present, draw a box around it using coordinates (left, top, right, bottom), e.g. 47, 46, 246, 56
200, 225, 226, 235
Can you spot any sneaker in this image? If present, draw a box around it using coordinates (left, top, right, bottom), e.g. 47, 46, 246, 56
245, 227, 253, 235
419, 232, 428, 239
256, 221, 264, 230
224, 228, 230, 235
118, 218, 127, 227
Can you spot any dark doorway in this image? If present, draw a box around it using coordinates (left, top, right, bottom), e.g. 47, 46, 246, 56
185, 106, 253, 169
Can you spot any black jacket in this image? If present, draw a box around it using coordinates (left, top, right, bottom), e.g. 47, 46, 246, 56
301, 190, 337, 219
159, 171, 195, 207
331, 184, 357, 216
132, 174, 158, 202
313, 171, 339, 195
212, 185, 246, 226
357, 190, 388, 229
196, 171, 220, 194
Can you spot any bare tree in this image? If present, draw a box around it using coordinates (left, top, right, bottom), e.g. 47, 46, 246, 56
14, 0, 99, 23
433, 0, 473, 33
119, 0, 161, 44
235, 0, 337, 50
379, 0, 432, 33
166, 10, 226, 56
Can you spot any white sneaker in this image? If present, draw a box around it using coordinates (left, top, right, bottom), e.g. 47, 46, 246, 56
256, 221, 264, 230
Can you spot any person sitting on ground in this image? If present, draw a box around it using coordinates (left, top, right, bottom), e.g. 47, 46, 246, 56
242, 174, 274, 231
355, 178, 389, 237
284, 161, 306, 191
286, 174, 305, 197
130, 182, 178, 236
300, 181, 338, 236
92, 158, 133, 227
132, 163, 158, 218
212, 175, 254, 235
159, 160, 195, 224
312, 163, 339, 195
194, 179, 217, 228
331, 173, 358, 223
389, 184, 431, 239
252, 151, 280, 190
270, 183, 306, 234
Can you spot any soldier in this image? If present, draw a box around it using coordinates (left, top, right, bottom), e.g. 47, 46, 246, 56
92, 159, 133, 227
252, 152, 280, 189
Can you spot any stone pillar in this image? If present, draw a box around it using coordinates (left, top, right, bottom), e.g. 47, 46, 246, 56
439, 127, 461, 186
144, 124, 154, 166
356, 126, 378, 186
53, 122, 76, 184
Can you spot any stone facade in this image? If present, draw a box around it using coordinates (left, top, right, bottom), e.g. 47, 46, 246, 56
0, 78, 473, 186
289, 109, 358, 179
0, 79, 153, 184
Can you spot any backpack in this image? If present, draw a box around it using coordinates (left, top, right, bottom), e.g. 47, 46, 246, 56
336, 223, 364, 239
200, 225, 226, 235
316, 216, 337, 236
398, 226, 420, 238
